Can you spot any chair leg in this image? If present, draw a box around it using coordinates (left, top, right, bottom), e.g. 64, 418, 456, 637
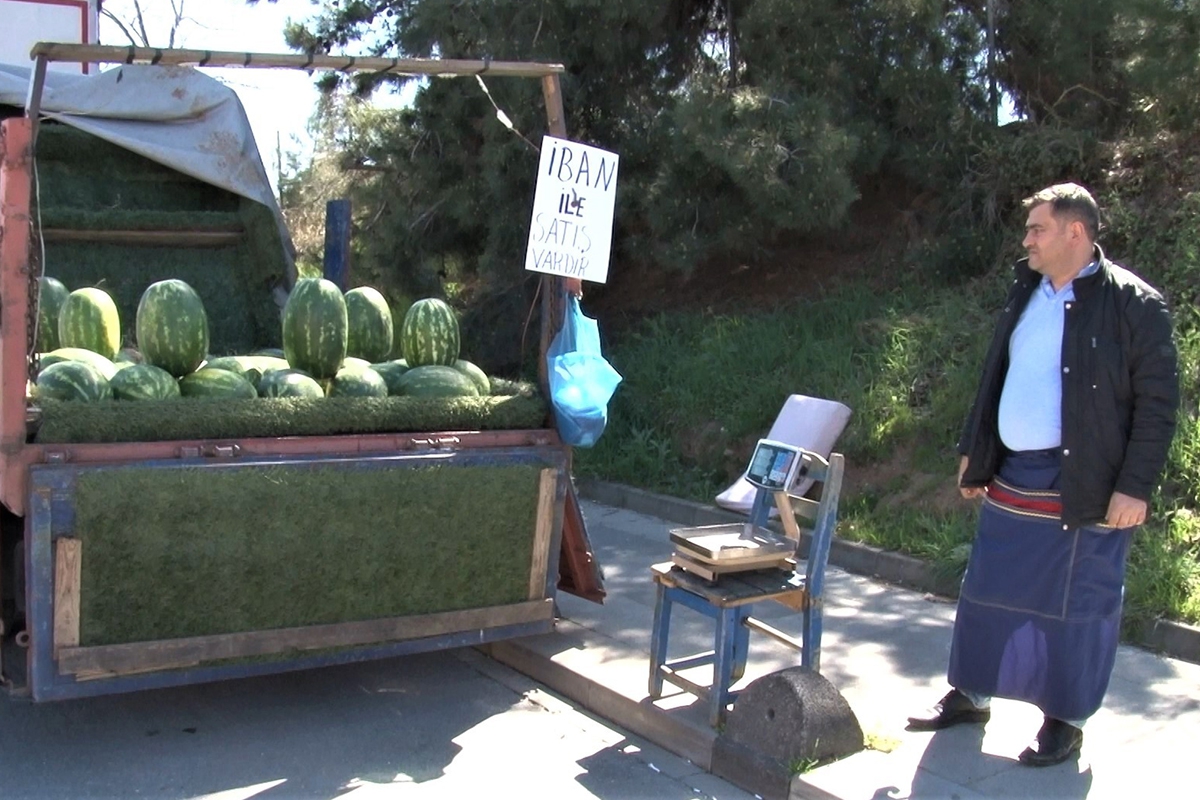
731, 605, 751, 681
649, 582, 672, 698
711, 605, 740, 727
801, 604, 823, 673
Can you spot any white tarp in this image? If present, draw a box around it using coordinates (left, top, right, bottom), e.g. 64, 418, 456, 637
0, 62, 295, 284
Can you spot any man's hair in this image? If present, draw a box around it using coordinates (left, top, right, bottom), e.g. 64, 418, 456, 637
1022, 183, 1101, 241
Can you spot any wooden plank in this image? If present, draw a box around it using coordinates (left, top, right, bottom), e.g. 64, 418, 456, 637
557, 481, 606, 602
743, 616, 804, 650
0, 118, 34, 515
57, 599, 554, 676
53, 538, 81, 657
774, 492, 803, 541
74, 663, 199, 682
672, 551, 792, 581
528, 468, 558, 600
41, 229, 243, 247
672, 552, 718, 581
29, 43, 564, 78
786, 494, 822, 521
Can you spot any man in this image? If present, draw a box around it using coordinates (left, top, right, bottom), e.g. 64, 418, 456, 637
907, 183, 1179, 766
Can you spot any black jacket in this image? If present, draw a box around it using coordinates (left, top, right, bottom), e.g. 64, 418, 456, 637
958, 247, 1179, 528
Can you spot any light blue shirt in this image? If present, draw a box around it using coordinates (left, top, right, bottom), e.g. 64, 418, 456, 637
997, 261, 1099, 451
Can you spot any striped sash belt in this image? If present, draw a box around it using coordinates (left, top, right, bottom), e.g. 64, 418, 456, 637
984, 477, 1062, 521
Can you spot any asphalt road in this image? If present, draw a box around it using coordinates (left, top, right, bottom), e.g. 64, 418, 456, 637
0, 646, 747, 800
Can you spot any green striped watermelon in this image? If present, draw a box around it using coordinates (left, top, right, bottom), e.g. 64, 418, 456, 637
58, 287, 121, 359
328, 365, 389, 397
110, 364, 181, 401
36, 276, 70, 353
258, 368, 325, 398
452, 359, 491, 396
283, 278, 347, 380
345, 286, 394, 362
137, 279, 210, 377
400, 298, 460, 367
396, 365, 480, 398
179, 368, 258, 399
204, 355, 290, 390
39, 347, 119, 380
35, 360, 112, 402
370, 359, 410, 395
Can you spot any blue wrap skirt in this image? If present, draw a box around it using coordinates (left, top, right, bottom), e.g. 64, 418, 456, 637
947, 449, 1132, 721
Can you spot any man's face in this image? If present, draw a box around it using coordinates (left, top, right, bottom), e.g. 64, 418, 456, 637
1022, 203, 1071, 276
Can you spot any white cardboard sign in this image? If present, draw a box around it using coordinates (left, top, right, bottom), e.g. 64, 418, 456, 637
525, 135, 618, 284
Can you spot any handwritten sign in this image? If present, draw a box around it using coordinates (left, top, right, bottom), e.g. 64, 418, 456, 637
525, 135, 619, 284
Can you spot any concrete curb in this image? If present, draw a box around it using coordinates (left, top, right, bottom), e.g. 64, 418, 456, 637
575, 478, 1200, 667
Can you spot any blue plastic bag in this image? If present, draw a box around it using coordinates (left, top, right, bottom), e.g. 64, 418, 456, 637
547, 296, 623, 447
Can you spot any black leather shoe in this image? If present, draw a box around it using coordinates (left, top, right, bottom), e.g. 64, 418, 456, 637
906, 689, 991, 731
1018, 717, 1083, 767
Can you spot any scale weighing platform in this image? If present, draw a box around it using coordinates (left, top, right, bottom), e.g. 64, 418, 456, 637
669, 439, 811, 581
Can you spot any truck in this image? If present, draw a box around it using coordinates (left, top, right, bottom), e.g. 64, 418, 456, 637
0, 40, 603, 701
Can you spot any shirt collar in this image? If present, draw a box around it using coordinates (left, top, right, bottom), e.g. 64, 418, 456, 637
1040, 260, 1098, 296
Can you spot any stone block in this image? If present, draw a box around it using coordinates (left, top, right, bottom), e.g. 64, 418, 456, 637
712, 667, 864, 800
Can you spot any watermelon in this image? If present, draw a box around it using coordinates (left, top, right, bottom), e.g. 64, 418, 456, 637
39, 347, 119, 380
453, 359, 491, 396
110, 364, 181, 401
204, 355, 290, 390
283, 278, 348, 380
179, 368, 258, 399
370, 359, 410, 395
35, 360, 112, 402
328, 365, 388, 397
400, 298, 460, 367
396, 365, 480, 398
137, 279, 210, 377
58, 287, 121, 359
35, 276, 70, 353
345, 286, 394, 362
251, 347, 287, 359
341, 356, 373, 371
258, 368, 325, 398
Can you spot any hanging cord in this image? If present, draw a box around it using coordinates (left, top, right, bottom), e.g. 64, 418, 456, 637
474, 74, 541, 154
519, 274, 543, 378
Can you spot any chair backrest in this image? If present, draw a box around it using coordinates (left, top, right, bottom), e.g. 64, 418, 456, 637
746, 450, 844, 596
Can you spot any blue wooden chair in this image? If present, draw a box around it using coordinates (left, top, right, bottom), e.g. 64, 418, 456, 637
648, 450, 844, 727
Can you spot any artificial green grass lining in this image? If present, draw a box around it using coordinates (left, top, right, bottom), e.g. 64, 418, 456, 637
33, 394, 549, 444
39, 208, 243, 231
35, 125, 239, 213
74, 462, 544, 645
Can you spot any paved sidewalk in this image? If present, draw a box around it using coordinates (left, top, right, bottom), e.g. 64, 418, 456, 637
489, 497, 1200, 800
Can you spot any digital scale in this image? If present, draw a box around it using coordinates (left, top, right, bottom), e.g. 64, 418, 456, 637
669, 439, 811, 581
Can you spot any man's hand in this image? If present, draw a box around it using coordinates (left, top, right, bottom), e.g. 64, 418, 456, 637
565, 277, 583, 298
958, 455, 985, 499
1105, 491, 1147, 529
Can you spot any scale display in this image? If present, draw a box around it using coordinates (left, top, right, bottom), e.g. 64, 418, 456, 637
744, 439, 806, 492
